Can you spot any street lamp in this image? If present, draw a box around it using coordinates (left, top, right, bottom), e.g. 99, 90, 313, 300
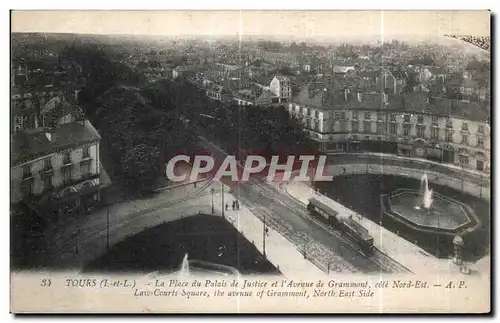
211, 188, 215, 214
263, 214, 267, 258
221, 182, 225, 219
106, 205, 110, 250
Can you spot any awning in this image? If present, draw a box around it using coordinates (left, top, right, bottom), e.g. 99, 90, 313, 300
398, 143, 413, 150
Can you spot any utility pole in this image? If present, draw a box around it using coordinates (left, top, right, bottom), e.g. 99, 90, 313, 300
211, 188, 215, 214
221, 182, 225, 219
106, 205, 110, 250
263, 214, 266, 257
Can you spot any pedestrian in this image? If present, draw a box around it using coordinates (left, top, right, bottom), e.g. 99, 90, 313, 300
225, 203, 228, 211
232, 201, 235, 211
236, 200, 240, 210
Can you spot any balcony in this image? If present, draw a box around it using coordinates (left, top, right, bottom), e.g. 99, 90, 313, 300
41, 164, 53, 174
81, 155, 92, 163
62, 159, 73, 168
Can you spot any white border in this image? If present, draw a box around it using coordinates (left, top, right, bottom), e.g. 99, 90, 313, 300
2, 1, 498, 320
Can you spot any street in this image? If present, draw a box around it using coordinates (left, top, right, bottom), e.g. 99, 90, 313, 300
198, 135, 394, 273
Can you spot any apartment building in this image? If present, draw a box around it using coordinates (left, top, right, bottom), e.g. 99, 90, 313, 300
11, 121, 102, 217
287, 90, 491, 174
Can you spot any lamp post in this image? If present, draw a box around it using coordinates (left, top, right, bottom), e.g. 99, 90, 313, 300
263, 214, 266, 258
211, 187, 215, 214
221, 182, 225, 219
106, 205, 110, 250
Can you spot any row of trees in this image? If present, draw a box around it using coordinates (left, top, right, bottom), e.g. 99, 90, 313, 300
60, 43, 317, 195
60, 45, 196, 195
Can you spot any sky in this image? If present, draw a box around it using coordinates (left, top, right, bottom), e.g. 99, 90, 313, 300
11, 10, 491, 39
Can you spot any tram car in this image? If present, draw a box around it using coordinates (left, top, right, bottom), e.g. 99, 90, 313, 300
307, 195, 374, 254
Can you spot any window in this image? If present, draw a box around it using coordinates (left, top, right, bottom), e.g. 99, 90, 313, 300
446, 119, 453, 128
63, 152, 72, 164
417, 116, 424, 124
334, 112, 340, 119
390, 114, 396, 122
340, 121, 347, 132
81, 162, 91, 176
462, 134, 468, 145
390, 123, 397, 134
365, 112, 371, 120
21, 180, 33, 196
431, 128, 439, 140
14, 115, 23, 132
432, 116, 439, 125
352, 111, 358, 120
477, 137, 484, 148
364, 121, 371, 133
353, 135, 358, 141
462, 122, 468, 131
477, 160, 484, 171
43, 175, 53, 189
62, 167, 72, 185
417, 125, 425, 138
43, 157, 52, 170
446, 131, 453, 142
377, 122, 384, 134
372, 122, 377, 134
377, 136, 382, 141
478, 125, 484, 134
340, 112, 346, 119
460, 155, 469, 166
22, 164, 31, 178
404, 115, 410, 123
377, 112, 383, 120
403, 124, 410, 136
352, 121, 359, 132
364, 136, 370, 140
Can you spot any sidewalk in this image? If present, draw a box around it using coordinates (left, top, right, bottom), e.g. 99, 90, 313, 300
216, 190, 327, 278
328, 152, 490, 180
285, 181, 490, 277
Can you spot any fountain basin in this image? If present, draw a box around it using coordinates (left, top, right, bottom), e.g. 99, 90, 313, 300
382, 188, 479, 236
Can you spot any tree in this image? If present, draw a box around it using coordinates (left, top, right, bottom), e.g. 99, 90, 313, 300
121, 144, 163, 194
404, 72, 418, 93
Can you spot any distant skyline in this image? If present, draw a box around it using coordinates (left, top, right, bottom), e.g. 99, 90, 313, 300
12, 11, 490, 39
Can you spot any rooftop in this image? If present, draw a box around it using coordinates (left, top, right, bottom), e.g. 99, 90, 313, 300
11, 122, 101, 166
292, 86, 490, 122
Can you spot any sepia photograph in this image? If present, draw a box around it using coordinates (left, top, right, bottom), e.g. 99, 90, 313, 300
9, 9, 491, 313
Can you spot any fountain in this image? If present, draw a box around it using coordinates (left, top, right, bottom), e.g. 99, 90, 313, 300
178, 253, 190, 276
379, 173, 479, 258
416, 173, 434, 211
174, 252, 240, 276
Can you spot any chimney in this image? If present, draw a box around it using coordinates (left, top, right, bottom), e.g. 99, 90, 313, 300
45, 132, 52, 142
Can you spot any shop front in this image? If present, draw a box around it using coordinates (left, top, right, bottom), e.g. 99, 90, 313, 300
397, 143, 413, 157
413, 139, 427, 158
475, 152, 487, 172
442, 145, 455, 164
426, 144, 442, 163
